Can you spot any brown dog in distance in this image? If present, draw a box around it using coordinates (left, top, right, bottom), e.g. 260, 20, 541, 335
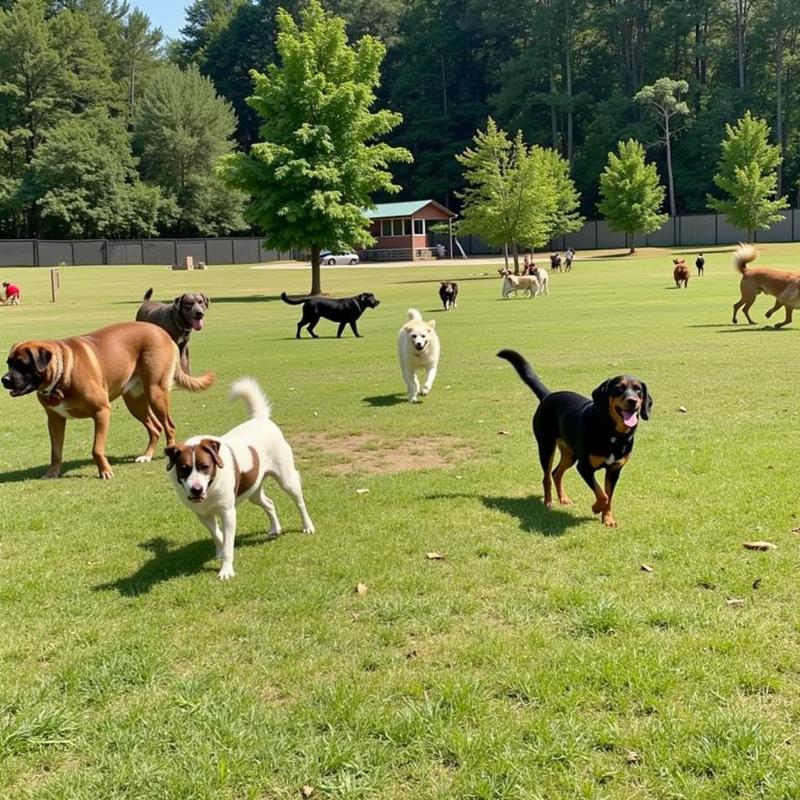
1, 322, 215, 479
136, 288, 210, 373
732, 244, 800, 328
672, 259, 690, 288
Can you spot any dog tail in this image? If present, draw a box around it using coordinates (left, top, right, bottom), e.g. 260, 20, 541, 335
229, 377, 271, 419
174, 355, 215, 392
406, 308, 423, 321
734, 243, 758, 274
497, 349, 550, 401
280, 291, 306, 305
143, 287, 153, 300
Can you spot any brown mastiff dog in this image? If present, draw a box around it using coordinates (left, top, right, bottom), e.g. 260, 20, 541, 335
1, 321, 215, 479
135, 288, 210, 373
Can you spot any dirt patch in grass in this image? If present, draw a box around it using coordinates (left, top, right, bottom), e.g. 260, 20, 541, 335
292, 432, 473, 476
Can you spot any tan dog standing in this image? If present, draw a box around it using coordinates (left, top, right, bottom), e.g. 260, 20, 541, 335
732, 244, 800, 328
2, 322, 214, 479
398, 309, 440, 402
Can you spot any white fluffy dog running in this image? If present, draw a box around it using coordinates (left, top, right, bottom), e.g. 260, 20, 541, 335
398, 308, 440, 403
165, 378, 314, 580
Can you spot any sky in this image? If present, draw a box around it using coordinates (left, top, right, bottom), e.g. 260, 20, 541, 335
130, 0, 187, 40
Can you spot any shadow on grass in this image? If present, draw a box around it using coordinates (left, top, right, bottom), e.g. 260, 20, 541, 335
392, 275, 496, 285
716, 325, 791, 333
362, 393, 407, 407
0, 457, 127, 483
94, 531, 278, 596
426, 492, 590, 536
481, 494, 593, 536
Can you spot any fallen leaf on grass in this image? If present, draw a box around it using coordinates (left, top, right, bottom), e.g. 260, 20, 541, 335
679, 406, 688, 413
791, 527, 800, 534
640, 564, 654, 572
743, 541, 777, 551
406, 649, 418, 659
355, 488, 370, 495
301, 786, 314, 798
625, 750, 641, 765
752, 578, 762, 589
726, 598, 745, 608
426, 552, 445, 560
355, 583, 368, 596
497, 430, 510, 436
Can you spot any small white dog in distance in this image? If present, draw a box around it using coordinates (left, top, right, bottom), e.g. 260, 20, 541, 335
398, 308, 440, 403
165, 377, 314, 580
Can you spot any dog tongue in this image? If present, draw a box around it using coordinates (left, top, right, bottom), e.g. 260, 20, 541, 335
192, 318, 204, 331
622, 409, 639, 427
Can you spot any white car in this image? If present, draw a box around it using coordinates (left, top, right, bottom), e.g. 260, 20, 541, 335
319, 250, 359, 265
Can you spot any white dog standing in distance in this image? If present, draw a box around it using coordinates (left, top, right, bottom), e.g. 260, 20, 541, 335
165, 377, 314, 580
398, 308, 440, 403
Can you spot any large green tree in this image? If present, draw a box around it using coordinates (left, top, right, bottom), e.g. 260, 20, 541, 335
218, 0, 410, 294
456, 118, 564, 272
20, 113, 173, 238
707, 111, 788, 241
598, 139, 668, 254
134, 64, 245, 236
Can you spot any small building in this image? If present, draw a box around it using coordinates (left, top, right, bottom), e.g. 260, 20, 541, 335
362, 200, 456, 261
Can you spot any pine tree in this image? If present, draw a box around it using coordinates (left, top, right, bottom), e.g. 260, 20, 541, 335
598, 139, 668, 254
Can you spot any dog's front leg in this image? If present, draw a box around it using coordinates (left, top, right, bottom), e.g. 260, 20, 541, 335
91, 406, 114, 479
44, 409, 66, 479
404, 368, 419, 402
577, 460, 611, 523
199, 514, 224, 561
218, 508, 237, 580
420, 364, 437, 396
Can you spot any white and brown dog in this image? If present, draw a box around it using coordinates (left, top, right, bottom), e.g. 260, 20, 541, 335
398, 308, 440, 403
165, 378, 314, 580
499, 268, 540, 299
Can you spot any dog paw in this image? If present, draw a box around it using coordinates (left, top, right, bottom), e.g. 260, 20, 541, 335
135, 455, 152, 464
98, 469, 114, 480
303, 525, 315, 534
420, 387, 430, 396
217, 565, 235, 580
602, 514, 618, 528
267, 526, 282, 538
558, 496, 573, 506
591, 500, 605, 514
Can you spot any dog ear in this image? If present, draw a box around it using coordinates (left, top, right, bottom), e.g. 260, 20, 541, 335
428, 319, 436, 328
26, 346, 52, 374
172, 296, 183, 311
199, 438, 224, 468
591, 379, 612, 406
164, 445, 180, 471
201, 294, 210, 309
640, 382, 653, 420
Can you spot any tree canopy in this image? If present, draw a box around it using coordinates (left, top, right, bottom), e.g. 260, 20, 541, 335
218, 0, 410, 293
598, 139, 668, 253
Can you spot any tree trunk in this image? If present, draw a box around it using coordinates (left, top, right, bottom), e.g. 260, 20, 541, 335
503, 243, 509, 270
776, 17, 784, 195
310, 244, 322, 295
512, 241, 520, 274
735, 0, 747, 89
549, 66, 558, 150
629, 232, 635, 255
665, 116, 677, 218
440, 52, 448, 118
564, 13, 574, 162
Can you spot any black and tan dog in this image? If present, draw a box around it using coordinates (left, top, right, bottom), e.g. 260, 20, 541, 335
280, 291, 380, 338
497, 350, 652, 527
2, 322, 214, 479
135, 288, 210, 373
438, 281, 459, 311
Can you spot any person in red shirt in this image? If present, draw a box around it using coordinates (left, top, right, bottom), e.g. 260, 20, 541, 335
2, 281, 20, 305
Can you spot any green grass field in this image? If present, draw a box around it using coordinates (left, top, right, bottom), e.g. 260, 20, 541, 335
3, 246, 800, 799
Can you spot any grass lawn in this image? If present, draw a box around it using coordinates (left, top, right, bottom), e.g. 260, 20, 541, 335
3, 245, 800, 799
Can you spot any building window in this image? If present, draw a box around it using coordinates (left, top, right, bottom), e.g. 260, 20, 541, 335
392, 218, 404, 236
381, 219, 392, 237
404, 219, 412, 236
413, 219, 425, 235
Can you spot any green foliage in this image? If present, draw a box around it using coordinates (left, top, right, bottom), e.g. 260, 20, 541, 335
707, 111, 789, 239
218, 0, 411, 293
598, 139, 668, 252
457, 119, 581, 267
20, 113, 174, 238
114, 9, 163, 118
134, 64, 245, 236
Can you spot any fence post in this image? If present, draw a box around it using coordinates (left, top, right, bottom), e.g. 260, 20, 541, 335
33, 238, 39, 267
50, 267, 60, 302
